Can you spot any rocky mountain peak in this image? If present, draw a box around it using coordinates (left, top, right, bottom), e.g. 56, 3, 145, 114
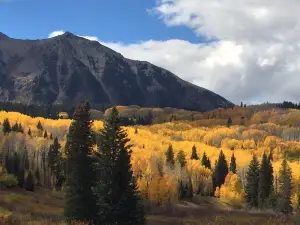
0, 32, 234, 111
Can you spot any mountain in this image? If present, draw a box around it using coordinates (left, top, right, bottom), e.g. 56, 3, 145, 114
0, 32, 233, 111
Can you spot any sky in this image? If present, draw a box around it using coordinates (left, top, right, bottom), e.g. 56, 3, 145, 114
1, 0, 300, 104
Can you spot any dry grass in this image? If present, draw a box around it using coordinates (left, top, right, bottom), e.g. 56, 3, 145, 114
0, 188, 295, 225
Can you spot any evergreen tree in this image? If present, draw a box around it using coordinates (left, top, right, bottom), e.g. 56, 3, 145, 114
93, 106, 145, 225
27, 128, 32, 137
3, 118, 11, 134
185, 176, 193, 198
64, 102, 98, 223
213, 150, 228, 189
50, 133, 53, 140
43, 130, 48, 139
177, 180, 186, 200
48, 137, 64, 189
25, 170, 35, 192
227, 117, 232, 128
36, 121, 43, 131
48, 137, 61, 171
245, 154, 260, 208
13, 152, 20, 177
176, 150, 186, 168
201, 152, 211, 169
4, 153, 13, 174
207, 158, 211, 169
165, 144, 175, 168
11, 122, 19, 132
190, 145, 199, 160
277, 157, 293, 215
229, 153, 237, 174
258, 152, 274, 208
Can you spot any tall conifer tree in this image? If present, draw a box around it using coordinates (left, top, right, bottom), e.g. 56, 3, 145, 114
245, 154, 260, 208
229, 153, 237, 174
165, 144, 175, 168
213, 150, 228, 189
201, 152, 211, 169
3, 118, 11, 135
277, 157, 293, 215
64, 102, 97, 223
93, 107, 144, 225
190, 145, 199, 160
258, 152, 274, 208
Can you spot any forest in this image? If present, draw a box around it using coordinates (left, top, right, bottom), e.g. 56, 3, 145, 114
0, 103, 300, 224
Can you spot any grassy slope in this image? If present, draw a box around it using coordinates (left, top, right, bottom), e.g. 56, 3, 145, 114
0, 188, 293, 225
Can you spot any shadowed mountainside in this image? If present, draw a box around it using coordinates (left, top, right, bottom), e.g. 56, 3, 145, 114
0, 32, 233, 111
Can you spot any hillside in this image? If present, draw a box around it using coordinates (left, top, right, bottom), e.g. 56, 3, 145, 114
0, 32, 233, 111
0, 107, 300, 224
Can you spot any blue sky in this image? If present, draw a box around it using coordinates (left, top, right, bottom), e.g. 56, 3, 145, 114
0, 0, 200, 43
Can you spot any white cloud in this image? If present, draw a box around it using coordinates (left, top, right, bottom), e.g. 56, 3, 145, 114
102, 39, 300, 104
48, 0, 300, 104
48, 31, 65, 38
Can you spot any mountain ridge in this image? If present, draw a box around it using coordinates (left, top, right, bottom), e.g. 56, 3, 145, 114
0, 32, 234, 111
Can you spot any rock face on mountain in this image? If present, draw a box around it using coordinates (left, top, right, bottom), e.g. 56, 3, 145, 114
0, 32, 233, 111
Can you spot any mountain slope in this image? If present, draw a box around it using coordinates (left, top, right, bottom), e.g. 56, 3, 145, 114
0, 32, 233, 111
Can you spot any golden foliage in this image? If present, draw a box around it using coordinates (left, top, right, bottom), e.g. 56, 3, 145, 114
1, 109, 300, 206
219, 172, 243, 208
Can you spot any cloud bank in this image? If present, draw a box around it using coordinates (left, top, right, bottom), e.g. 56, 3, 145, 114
49, 1, 300, 104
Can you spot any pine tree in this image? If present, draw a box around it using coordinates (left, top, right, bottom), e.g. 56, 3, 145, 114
229, 153, 237, 174
4, 153, 13, 174
36, 121, 43, 131
64, 102, 98, 223
258, 152, 274, 208
176, 150, 186, 168
27, 128, 32, 137
177, 180, 186, 200
245, 154, 260, 208
227, 117, 232, 128
207, 158, 211, 169
213, 150, 228, 189
201, 152, 211, 169
13, 152, 20, 177
277, 157, 293, 215
93, 106, 145, 225
50, 133, 53, 140
48, 137, 63, 189
185, 176, 193, 198
25, 170, 34, 192
3, 118, 11, 135
11, 122, 19, 132
43, 130, 48, 139
190, 145, 199, 160
165, 144, 175, 168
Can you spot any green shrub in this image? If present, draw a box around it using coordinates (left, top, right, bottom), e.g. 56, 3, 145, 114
0, 174, 18, 188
